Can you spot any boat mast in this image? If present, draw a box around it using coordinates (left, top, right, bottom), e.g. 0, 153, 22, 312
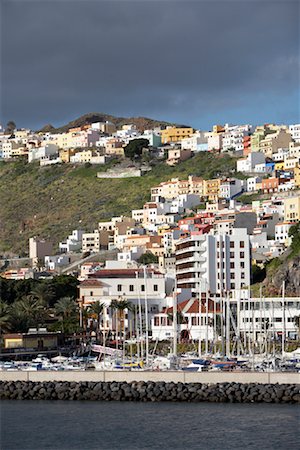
282, 281, 285, 358
198, 280, 202, 357
173, 276, 177, 356
143, 266, 149, 366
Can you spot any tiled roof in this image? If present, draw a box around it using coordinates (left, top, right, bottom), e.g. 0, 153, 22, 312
164, 297, 221, 315
80, 279, 105, 287
91, 268, 163, 279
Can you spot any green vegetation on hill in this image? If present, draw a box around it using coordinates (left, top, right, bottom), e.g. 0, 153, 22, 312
0, 153, 236, 255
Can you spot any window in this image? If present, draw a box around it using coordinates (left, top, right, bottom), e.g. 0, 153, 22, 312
230, 262, 235, 269
240, 241, 245, 248
241, 273, 245, 279
90, 291, 93, 296
230, 272, 235, 279
154, 284, 158, 292
191, 317, 198, 326
230, 282, 235, 289
240, 252, 244, 258
117, 284, 122, 292
141, 285, 145, 292
240, 262, 245, 268
230, 242, 234, 248
230, 252, 234, 258
129, 285, 134, 292
154, 317, 159, 326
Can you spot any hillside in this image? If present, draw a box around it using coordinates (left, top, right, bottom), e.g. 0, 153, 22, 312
0, 153, 237, 256
38, 112, 188, 134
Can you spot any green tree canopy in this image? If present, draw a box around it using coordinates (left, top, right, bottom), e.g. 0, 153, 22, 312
288, 223, 300, 257
124, 138, 149, 160
138, 252, 158, 265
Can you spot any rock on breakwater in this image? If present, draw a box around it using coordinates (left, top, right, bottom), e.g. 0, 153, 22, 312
0, 381, 299, 403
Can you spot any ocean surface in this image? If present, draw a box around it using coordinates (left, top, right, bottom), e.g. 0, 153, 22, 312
0, 401, 299, 450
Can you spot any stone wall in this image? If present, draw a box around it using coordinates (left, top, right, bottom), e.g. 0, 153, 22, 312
1, 381, 299, 403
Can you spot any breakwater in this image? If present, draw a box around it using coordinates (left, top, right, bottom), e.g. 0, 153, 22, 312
1, 380, 299, 403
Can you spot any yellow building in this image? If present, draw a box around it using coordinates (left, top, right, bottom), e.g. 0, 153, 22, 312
284, 195, 300, 223
59, 149, 76, 163
57, 132, 74, 149
212, 124, 225, 134
203, 178, 221, 200
293, 166, 300, 188
275, 161, 285, 171
161, 127, 194, 144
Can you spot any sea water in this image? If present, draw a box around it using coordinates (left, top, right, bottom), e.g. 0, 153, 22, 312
0, 401, 299, 449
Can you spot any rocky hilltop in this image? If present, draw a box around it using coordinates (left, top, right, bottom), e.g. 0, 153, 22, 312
38, 112, 188, 134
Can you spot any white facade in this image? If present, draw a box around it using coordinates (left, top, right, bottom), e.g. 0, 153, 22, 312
238, 297, 300, 340
28, 144, 59, 163
237, 152, 265, 173
59, 229, 84, 253
219, 179, 243, 199
44, 254, 71, 270
275, 222, 293, 247
247, 177, 262, 192
176, 229, 251, 297
289, 124, 300, 143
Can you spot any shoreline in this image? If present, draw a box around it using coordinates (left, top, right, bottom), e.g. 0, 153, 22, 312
1, 380, 299, 403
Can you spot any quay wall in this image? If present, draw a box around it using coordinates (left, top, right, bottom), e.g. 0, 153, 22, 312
0, 370, 299, 385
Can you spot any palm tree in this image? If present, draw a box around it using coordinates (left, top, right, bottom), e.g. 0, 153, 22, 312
88, 301, 105, 343
12, 295, 47, 330
0, 301, 11, 334
54, 297, 78, 334
30, 283, 55, 308
111, 298, 133, 350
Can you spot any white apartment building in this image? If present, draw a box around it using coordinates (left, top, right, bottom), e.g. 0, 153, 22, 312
82, 230, 100, 253
247, 176, 262, 192
175, 229, 251, 297
181, 131, 208, 152
275, 222, 293, 247
28, 144, 59, 163
219, 179, 243, 199
236, 152, 265, 173
222, 125, 252, 152
59, 229, 84, 253
289, 124, 300, 143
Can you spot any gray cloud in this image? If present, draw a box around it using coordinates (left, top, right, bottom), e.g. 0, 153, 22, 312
1, 0, 299, 129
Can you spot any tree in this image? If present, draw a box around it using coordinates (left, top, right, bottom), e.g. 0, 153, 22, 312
0, 301, 11, 334
30, 282, 55, 308
138, 252, 158, 265
124, 138, 149, 160
5, 121, 16, 135
9, 296, 47, 332
110, 298, 133, 347
88, 301, 105, 342
289, 223, 300, 257
54, 297, 78, 334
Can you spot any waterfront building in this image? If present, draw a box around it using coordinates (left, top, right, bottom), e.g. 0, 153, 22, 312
175, 228, 251, 297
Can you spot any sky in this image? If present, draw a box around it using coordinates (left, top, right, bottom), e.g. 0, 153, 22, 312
1, 0, 299, 131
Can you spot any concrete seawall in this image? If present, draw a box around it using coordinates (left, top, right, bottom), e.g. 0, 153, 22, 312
1, 370, 299, 384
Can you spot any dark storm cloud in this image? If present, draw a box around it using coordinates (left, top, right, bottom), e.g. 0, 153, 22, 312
1, 0, 299, 129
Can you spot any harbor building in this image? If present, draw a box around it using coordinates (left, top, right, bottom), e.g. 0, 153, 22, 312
175, 229, 251, 297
